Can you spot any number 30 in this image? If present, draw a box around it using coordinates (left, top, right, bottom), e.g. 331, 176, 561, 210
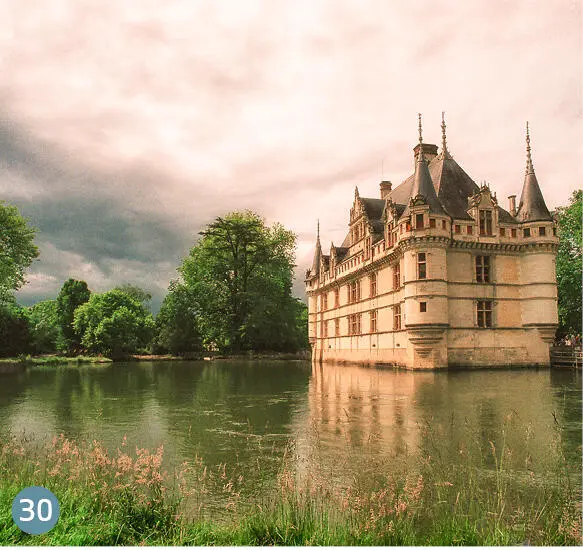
19, 498, 53, 522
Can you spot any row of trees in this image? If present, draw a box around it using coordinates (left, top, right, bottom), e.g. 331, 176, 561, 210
0, 206, 308, 359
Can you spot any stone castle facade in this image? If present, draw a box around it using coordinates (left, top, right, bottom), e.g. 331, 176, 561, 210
305, 116, 558, 369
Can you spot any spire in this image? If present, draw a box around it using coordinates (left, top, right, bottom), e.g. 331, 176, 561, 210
310, 220, 322, 276
525, 121, 534, 174
441, 111, 452, 159
515, 123, 552, 222
403, 113, 446, 217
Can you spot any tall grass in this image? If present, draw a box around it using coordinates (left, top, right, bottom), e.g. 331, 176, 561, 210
0, 412, 580, 545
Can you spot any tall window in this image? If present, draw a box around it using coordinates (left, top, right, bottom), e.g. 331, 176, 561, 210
393, 263, 401, 289
349, 314, 361, 335
334, 288, 340, 308
393, 305, 402, 330
523, 228, 531, 238
349, 280, 361, 303
511, 228, 517, 238
322, 293, 328, 311
370, 273, 377, 297
323, 320, 328, 338
539, 226, 546, 236
475, 256, 491, 283
500, 228, 506, 237
416, 213, 424, 229
335, 318, 340, 337
479, 210, 493, 236
370, 309, 377, 333
477, 300, 493, 327
417, 253, 427, 279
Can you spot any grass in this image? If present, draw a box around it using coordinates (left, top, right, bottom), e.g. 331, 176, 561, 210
0, 355, 112, 367
0, 413, 580, 546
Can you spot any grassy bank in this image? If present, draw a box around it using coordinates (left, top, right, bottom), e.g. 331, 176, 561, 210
0, 420, 580, 546
0, 355, 112, 367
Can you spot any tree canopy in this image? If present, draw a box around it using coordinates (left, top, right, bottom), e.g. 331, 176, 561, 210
555, 190, 582, 337
180, 211, 307, 352
56, 279, 91, 353
74, 289, 155, 359
0, 201, 39, 300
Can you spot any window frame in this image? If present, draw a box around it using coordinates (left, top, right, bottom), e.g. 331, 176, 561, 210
393, 304, 402, 330
370, 272, 377, 298
476, 300, 493, 328
370, 309, 377, 333
417, 252, 427, 280
475, 255, 491, 283
479, 209, 493, 236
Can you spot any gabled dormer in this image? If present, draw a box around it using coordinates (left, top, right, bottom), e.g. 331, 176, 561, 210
467, 183, 498, 237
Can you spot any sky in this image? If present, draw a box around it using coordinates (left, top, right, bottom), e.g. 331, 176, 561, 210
1, 0, 581, 311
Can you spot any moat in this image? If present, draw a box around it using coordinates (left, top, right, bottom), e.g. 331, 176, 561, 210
0, 360, 580, 517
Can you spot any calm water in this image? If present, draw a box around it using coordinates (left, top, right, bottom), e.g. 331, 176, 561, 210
0, 360, 581, 515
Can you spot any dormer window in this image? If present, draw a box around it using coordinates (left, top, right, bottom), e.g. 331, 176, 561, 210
539, 226, 546, 236
479, 210, 493, 236
415, 213, 424, 229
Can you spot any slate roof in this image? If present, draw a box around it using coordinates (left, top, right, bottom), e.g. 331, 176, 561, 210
515, 170, 552, 222
402, 151, 446, 217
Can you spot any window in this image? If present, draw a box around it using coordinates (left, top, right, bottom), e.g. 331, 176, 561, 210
539, 226, 546, 236
370, 273, 377, 297
349, 280, 360, 304
334, 288, 340, 308
442, 220, 447, 230
511, 228, 517, 238
475, 255, 491, 283
406, 222, 411, 231
420, 302, 427, 312
393, 305, 402, 330
393, 263, 401, 289
416, 213, 424, 229
524, 228, 531, 238
500, 227, 506, 237
455, 224, 461, 234
370, 309, 377, 333
349, 314, 361, 335
323, 321, 328, 338
430, 218, 436, 228
479, 210, 493, 236
467, 225, 473, 235
477, 300, 493, 328
322, 293, 328, 311
417, 252, 427, 279
335, 318, 340, 337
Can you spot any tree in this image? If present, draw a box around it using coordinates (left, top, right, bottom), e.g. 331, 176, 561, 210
179, 211, 307, 352
27, 299, 61, 354
555, 190, 582, 337
114, 284, 152, 308
152, 281, 201, 355
0, 297, 30, 357
56, 279, 91, 353
73, 289, 155, 359
0, 201, 39, 300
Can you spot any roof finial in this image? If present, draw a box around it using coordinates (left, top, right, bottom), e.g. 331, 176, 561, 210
441, 111, 451, 159
317, 219, 320, 240
417, 113, 424, 161
525, 121, 534, 174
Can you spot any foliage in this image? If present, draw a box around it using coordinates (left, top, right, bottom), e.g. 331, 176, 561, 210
73, 290, 155, 359
152, 281, 201, 355
179, 211, 307, 352
114, 284, 152, 308
56, 279, 91, 353
0, 201, 39, 300
555, 190, 582, 337
27, 299, 62, 354
0, 297, 30, 357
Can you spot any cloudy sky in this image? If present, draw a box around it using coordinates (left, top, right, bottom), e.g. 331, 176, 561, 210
1, 0, 580, 311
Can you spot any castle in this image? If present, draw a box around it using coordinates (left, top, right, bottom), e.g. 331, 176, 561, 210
305, 115, 558, 369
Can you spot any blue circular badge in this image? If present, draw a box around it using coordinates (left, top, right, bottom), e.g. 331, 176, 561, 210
11, 486, 60, 535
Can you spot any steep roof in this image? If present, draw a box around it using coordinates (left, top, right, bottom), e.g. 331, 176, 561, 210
515, 124, 552, 222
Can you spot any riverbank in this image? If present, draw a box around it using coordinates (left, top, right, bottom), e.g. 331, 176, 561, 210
0, 355, 112, 370
0, 423, 580, 546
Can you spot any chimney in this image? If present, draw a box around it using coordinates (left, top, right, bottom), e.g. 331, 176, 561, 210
413, 143, 438, 163
508, 195, 517, 216
380, 180, 392, 200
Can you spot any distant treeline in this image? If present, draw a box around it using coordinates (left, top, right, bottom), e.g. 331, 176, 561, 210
0, 209, 308, 359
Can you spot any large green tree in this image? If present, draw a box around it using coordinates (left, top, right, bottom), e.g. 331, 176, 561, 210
56, 279, 91, 353
0, 201, 39, 300
153, 281, 201, 355
179, 211, 307, 352
555, 190, 582, 337
27, 299, 61, 354
0, 297, 30, 357
73, 289, 155, 359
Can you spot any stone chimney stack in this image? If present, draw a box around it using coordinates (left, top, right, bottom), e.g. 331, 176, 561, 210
508, 195, 517, 216
380, 180, 392, 200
